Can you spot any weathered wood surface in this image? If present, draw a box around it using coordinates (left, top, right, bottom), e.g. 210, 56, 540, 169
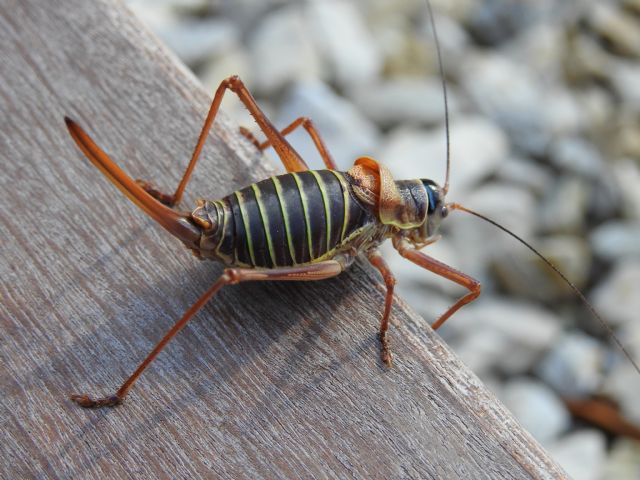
0, 1, 567, 478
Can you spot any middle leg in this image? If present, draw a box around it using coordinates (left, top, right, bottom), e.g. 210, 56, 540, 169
240, 116, 338, 170
367, 249, 396, 366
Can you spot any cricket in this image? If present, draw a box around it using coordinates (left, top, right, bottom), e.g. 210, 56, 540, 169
65, 1, 639, 409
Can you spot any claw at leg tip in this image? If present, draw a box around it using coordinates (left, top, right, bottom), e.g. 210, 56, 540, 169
71, 393, 122, 408
382, 350, 393, 367
379, 332, 393, 366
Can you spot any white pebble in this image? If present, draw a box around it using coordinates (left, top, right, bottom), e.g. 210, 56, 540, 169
500, 377, 570, 444
535, 332, 605, 398
248, 6, 322, 94
592, 259, 640, 327
548, 430, 606, 480
307, 0, 382, 88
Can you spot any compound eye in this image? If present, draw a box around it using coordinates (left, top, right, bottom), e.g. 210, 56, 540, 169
441, 206, 449, 218
422, 181, 439, 214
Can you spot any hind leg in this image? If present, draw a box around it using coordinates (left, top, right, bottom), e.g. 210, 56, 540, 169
137, 75, 310, 207
72, 258, 347, 408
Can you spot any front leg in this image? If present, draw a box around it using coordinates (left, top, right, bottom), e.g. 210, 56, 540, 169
367, 250, 396, 366
393, 237, 480, 331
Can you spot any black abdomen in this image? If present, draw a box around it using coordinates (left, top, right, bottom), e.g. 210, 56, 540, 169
217, 170, 373, 268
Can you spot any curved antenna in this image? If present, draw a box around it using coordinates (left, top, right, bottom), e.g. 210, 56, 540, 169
425, 0, 451, 195
450, 202, 640, 377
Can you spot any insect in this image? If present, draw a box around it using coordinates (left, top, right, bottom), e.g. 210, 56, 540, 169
65, 4, 639, 409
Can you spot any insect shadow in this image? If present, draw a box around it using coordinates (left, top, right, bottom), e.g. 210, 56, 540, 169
47, 258, 383, 478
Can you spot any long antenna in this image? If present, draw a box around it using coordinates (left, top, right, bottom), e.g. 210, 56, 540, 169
450, 202, 640, 377
425, 0, 451, 195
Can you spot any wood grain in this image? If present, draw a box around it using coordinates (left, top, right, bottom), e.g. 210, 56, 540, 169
0, 0, 567, 478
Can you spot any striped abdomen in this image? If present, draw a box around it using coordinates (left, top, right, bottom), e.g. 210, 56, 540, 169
199, 170, 375, 268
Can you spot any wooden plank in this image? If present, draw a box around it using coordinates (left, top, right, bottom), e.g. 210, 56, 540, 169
0, 0, 567, 478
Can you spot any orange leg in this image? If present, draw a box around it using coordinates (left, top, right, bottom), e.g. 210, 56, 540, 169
72, 259, 346, 408
394, 237, 480, 331
138, 75, 310, 207
367, 250, 396, 366
240, 116, 338, 170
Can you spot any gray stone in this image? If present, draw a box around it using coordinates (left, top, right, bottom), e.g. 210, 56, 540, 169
460, 52, 582, 156
540, 88, 585, 139
126, 2, 176, 32
215, 2, 291, 30
612, 160, 640, 222
600, 300, 640, 419
350, 78, 458, 128
277, 81, 379, 170
156, 18, 239, 67
248, 6, 322, 94
538, 177, 590, 234
510, 23, 564, 80
455, 182, 536, 235
616, 119, 640, 160
495, 157, 553, 195
368, 14, 427, 78
452, 328, 519, 379
589, 178, 623, 222
379, 126, 446, 183
611, 60, 640, 110
128, 0, 210, 11
575, 87, 615, 133
446, 298, 563, 376
422, 10, 470, 58
464, 0, 555, 46
592, 260, 640, 327
589, 3, 640, 59
602, 363, 640, 425
198, 48, 253, 122
619, 318, 640, 360
590, 221, 640, 261
548, 137, 605, 179
492, 235, 592, 302
390, 283, 453, 332
535, 332, 605, 398
548, 430, 606, 480
368, 7, 468, 79
500, 378, 570, 444
601, 438, 640, 480
380, 117, 507, 196
445, 182, 537, 279
625, 0, 640, 15
199, 45, 251, 85
307, 0, 382, 88
447, 117, 509, 194
458, 53, 544, 155
565, 30, 612, 83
